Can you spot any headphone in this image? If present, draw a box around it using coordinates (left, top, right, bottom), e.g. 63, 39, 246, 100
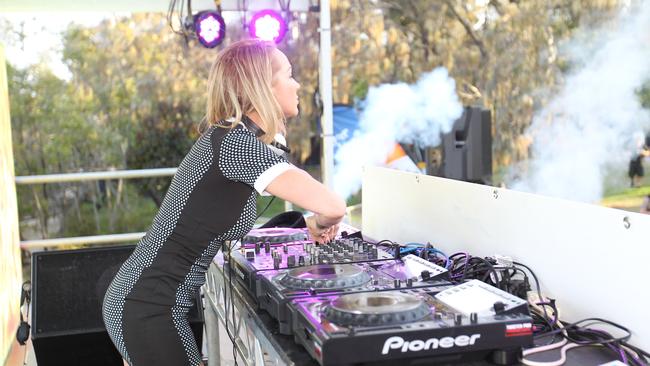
16, 281, 31, 345
238, 116, 292, 154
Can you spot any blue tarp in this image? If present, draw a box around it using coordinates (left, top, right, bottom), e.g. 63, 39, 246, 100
332, 104, 360, 154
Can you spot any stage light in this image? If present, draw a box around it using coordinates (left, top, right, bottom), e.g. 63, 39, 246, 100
194, 11, 226, 48
249, 9, 287, 44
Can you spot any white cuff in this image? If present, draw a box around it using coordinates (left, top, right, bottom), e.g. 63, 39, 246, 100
254, 162, 295, 196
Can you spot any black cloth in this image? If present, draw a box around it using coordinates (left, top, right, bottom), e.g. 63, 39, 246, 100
260, 210, 306, 228
628, 155, 644, 178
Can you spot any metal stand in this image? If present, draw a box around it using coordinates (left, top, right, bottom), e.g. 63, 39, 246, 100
203, 253, 315, 366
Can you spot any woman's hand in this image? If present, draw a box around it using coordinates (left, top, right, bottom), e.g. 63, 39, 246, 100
305, 215, 339, 244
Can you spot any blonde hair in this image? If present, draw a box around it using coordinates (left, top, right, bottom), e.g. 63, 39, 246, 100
203, 39, 286, 144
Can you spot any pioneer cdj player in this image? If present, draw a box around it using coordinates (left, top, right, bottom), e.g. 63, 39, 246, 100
256, 254, 453, 334
289, 280, 533, 365
224, 227, 533, 365
228, 227, 452, 333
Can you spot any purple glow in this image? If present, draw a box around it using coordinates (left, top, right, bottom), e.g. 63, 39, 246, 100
194, 11, 226, 48
249, 9, 287, 43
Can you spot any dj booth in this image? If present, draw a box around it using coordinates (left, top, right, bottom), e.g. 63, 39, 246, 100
202, 167, 649, 365
204, 253, 622, 366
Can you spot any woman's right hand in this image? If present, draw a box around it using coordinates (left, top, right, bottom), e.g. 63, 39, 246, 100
305, 215, 338, 244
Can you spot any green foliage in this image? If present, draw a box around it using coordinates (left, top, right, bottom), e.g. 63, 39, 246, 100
61, 183, 158, 237
637, 81, 650, 109
256, 196, 288, 221
127, 116, 195, 206
351, 79, 369, 101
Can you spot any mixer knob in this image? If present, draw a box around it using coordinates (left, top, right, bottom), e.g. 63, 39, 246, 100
470, 312, 478, 324
264, 242, 271, 253
283, 244, 288, 254
273, 256, 281, 269
420, 270, 431, 281
298, 255, 305, 266
287, 255, 296, 267
493, 301, 506, 315
406, 278, 413, 287
254, 242, 261, 254
394, 279, 401, 288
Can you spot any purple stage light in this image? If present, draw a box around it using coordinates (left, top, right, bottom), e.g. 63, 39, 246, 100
249, 9, 287, 44
194, 11, 226, 48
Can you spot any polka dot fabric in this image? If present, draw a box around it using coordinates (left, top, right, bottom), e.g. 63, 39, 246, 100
219, 127, 287, 193
103, 126, 283, 365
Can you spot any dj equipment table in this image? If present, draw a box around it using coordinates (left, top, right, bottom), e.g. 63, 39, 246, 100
203, 252, 624, 366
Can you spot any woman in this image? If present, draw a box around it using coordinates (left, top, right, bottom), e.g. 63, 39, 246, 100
103, 39, 346, 366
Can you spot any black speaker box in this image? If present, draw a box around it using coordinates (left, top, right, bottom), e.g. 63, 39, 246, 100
31, 244, 204, 366
442, 106, 493, 183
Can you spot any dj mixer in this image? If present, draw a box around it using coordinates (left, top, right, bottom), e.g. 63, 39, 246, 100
224, 227, 533, 365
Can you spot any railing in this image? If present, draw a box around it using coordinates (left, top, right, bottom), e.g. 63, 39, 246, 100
15, 168, 177, 250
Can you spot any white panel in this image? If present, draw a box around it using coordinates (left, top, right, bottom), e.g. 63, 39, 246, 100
363, 166, 650, 349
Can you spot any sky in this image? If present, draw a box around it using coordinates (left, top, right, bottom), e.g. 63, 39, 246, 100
0, 11, 250, 80
0, 12, 119, 79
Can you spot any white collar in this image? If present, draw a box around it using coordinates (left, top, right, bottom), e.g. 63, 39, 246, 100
227, 117, 287, 156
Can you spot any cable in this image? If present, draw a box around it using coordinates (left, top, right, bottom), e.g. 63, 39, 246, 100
513, 261, 549, 322
256, 196, 276, 221
521, 342, 583, 366
227, 245, 238, 366
221, 241, 239, 366
539, 318, 632, 346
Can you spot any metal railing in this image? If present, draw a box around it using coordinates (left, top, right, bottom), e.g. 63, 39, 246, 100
15, 167, 177, 250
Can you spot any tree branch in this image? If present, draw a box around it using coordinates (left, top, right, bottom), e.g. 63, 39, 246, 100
444, 0, 488, 60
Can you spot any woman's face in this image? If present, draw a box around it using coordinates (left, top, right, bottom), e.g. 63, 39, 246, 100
271, 49, 301, 118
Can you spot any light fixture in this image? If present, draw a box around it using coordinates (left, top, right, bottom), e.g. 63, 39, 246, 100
249, 9, 287, 44
194, 11, 226, 48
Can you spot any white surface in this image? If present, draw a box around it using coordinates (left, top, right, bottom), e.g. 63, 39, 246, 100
363, 167, 650, 349
435, 280, 527, 316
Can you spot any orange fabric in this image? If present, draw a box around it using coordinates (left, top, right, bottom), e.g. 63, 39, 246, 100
385, 143, 406, 163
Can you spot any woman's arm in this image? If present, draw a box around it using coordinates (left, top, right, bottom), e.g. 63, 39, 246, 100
264, 168, 347, 226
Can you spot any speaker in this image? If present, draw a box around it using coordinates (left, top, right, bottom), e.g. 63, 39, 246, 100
31, 244, 204, 366
442, 106, 493, 184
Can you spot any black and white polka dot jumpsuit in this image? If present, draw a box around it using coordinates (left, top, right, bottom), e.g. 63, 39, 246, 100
102, 124, 292, 366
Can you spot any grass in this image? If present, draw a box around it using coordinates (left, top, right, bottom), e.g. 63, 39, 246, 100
601, 185, 650, 212
600, 174, 650, 212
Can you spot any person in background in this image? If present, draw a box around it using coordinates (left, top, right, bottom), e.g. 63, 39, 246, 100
628, 153, 644, 188
640, 194, 650, 214
628, 137, 650, 188
103, 39, 346, 366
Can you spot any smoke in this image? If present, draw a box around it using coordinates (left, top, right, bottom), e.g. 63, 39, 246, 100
511, 2, 650, 203
333, 67, 463, 200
